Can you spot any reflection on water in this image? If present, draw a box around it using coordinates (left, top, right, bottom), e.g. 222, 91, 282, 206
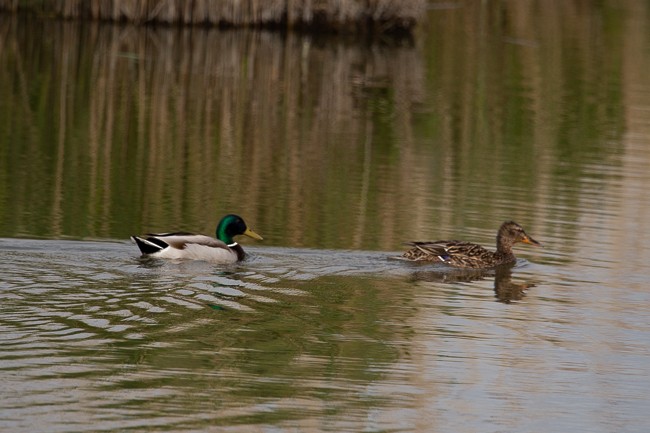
0, 238, 412, 431
410, 263, 536, 304
2, 237, 650, 432
1, 3, 647, 255
2, 1, 650, 432
0, 14, 426, 247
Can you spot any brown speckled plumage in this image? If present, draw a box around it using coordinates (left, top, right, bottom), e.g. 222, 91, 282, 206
399, 221, 540, 269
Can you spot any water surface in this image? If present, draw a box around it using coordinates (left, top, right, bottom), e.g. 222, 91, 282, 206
2, 2, 650, 432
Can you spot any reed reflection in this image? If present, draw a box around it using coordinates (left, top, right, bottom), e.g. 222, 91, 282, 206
0, 1, 640, 258
0, 16, 425, 247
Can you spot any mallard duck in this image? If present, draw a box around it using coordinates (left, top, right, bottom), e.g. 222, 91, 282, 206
397, 221, 540, 269
131, 214, 262, 263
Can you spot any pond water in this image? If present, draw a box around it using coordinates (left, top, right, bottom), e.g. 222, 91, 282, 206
2, 2, 650, 432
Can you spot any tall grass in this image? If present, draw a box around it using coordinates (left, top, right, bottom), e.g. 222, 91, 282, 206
0, 0, 426, 33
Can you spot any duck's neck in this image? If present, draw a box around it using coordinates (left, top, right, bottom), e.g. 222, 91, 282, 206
494, 239, 516, 266
496, 233, 514, 255
229, 243, 245, 261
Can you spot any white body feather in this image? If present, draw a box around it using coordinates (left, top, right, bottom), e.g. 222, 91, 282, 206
135, 234, 239, 264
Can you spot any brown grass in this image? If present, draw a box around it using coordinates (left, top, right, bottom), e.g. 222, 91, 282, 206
0, 0, 426, 33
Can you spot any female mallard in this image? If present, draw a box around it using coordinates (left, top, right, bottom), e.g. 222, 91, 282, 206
131, 214, 262, 263
398, 221, 540, 269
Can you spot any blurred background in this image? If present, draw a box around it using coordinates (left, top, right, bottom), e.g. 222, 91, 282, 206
2, 2, 650, 432
1, 1, 647, 256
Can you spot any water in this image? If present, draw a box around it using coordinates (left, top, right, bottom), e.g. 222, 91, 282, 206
2, 2, 650, 432
3, 237, 649, 432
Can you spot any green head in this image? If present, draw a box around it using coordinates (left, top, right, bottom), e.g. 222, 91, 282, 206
216, 214, 263, 245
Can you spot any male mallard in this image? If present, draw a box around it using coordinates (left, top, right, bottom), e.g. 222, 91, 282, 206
397, 221, 540, 269
131, 214, 262, 263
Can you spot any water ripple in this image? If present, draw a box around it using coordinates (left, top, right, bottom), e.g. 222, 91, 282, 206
2, 236, 650, 433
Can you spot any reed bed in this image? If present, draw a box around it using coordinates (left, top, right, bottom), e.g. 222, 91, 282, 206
0, 0, 426, 33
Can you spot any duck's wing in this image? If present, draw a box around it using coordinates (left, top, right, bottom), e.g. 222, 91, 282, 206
406, 241, 453, 256
400, 240, 488, 263
398, 240, 453, 261
132, 232, 229, 254
435, 241, 488, 258
152, 233, 227, 247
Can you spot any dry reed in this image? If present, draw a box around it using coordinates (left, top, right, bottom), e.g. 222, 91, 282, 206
0, 0, 426, 33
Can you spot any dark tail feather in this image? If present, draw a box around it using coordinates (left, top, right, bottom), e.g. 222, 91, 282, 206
131, 236, 167, 255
